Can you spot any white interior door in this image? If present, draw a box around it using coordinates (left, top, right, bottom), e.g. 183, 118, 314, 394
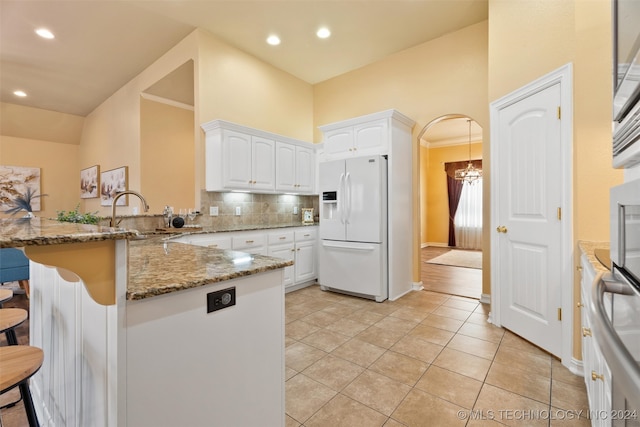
491, 66, 572, 360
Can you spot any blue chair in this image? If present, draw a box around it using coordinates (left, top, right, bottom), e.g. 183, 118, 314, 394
0, 248, 30, 298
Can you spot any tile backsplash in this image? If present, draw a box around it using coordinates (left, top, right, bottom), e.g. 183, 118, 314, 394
198, 191, 319, 228
101, 191, 319, 231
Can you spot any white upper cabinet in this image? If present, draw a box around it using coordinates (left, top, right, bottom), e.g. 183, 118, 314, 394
222, 130, 275, 191
275, 142, 315, 194
202, 119, 316, 194
323, 118, 389, 160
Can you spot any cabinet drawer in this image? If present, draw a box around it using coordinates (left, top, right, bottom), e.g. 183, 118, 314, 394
188, 235, 232, 250
295, 228, 317, 242
232, 233, 266, 250
268, 231, 294, 245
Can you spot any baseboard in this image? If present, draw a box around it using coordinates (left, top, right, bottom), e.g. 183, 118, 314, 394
284, 280, 316, 293
425, 242, 450, 248
568, 357, 584, 377
412, 281, 424, 291
480, 293, 491, 305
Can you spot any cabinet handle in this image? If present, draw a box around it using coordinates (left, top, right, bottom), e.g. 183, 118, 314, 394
582, 327, 592, 337
279, 236, 286, 240
591, 371, 604, 382
246, 240, 254, 243
304, 234, 310, 237
290, 249, 295, 252
577, 302, 584, 308
297, 248, 300, 251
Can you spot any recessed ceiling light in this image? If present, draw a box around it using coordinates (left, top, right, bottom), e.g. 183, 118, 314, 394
35, 28, 55, 39
13, 90, 27, 97
316, 27, 331, 39
266, 35, 281, 46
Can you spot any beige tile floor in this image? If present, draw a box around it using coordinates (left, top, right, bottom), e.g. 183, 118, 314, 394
285, 286, 590, 427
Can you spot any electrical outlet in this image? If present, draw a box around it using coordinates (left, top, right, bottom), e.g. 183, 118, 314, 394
293, 206, 298, 214
207, 287, 236, 313
235, 206, 241, 216
210, 206, 219, 216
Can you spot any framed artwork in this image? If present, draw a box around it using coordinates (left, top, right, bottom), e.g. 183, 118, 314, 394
302, 208, 314, 225
100, 166, 128, 206
80, 165, 99, 199
0, 165, 42, 212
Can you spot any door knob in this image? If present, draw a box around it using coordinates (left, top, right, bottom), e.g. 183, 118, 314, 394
496, 226, 508, 233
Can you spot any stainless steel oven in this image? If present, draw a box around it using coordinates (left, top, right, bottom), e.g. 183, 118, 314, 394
612, 0, 640, 168
597, 178, 640, 425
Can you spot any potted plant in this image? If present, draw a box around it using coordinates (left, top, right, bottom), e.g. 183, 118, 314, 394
56, 204, 101, 225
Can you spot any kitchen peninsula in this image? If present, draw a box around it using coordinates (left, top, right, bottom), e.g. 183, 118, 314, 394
0, 217, 291, 427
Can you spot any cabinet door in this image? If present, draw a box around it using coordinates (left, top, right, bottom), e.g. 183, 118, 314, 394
251, 136, 275, 191
275, 142, 296, 192
324, 128, 354, 159
268, 244, 295, 287
222, 130, 252, 189
353, 119, 388, 155
295, 240, 316, 283
295, 146, 315, 194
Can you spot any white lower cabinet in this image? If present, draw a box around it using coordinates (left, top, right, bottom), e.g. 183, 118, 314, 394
580, 253, 612, 427
175, 227, 317, 290
294, 229, 317, 284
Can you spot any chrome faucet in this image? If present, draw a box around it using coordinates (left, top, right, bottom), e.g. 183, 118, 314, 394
110, 190, 150, 227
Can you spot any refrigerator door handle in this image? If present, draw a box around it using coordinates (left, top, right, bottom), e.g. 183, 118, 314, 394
345, 172, 352, 224
339, 172, 345, 224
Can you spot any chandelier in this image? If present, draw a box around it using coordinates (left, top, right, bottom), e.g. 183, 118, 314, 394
455, 119, 482, 184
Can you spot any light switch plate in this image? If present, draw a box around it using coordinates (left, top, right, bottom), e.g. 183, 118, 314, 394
293, 206, 298, 214
210, 206, 219, 216
235, 206, 241, 216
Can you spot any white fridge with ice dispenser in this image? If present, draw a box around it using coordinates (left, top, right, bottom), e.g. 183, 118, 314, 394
318, 155, 388, 302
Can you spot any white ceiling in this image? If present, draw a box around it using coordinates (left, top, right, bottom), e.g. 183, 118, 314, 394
0, 0, 488, 117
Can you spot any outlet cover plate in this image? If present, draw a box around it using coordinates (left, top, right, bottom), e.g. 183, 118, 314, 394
207, 287, 236, 313
210, 206, 219, 216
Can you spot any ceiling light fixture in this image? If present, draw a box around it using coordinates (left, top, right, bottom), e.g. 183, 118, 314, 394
455, 119, 482, 184
316, 27, 331, 39
13, 90, 27, 97
266, 35, 281, 46
35, 28, 55, 39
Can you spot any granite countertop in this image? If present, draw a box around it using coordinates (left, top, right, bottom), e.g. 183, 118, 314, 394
0, 217, 136, 248
127, 236, 293, 300
145, 222, 319, 237
0, 217, 303, 301
578, 240, 610, 273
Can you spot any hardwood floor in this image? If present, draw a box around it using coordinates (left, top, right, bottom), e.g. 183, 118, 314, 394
421, 247, 482, 300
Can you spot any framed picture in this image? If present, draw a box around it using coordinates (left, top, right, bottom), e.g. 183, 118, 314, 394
302, 208, 314, 225
100, 166, 128, 206
80, 165, 99, 199
0, 165, 43, 212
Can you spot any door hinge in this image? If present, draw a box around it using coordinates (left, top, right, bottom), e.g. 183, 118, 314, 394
557, 106, 561, 119
557, 207, 562, 220
557, 308, 562, 321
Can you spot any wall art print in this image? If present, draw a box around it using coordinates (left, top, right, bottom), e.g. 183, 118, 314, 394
100, 166, 128, 206
80, 165, 100, 199
0, 165, 42, 212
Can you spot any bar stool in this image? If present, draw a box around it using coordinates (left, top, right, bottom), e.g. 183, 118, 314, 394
0, 345, 44, 427
0, 289, 12, 307
0, 308, 28, 346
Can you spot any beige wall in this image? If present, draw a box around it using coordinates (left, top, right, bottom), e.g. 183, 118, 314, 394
1, 102, 84, 146
313, 20, 489, 289
424, 142, 482, 246
140, 98, 195, 213
80, 29, 314, 217
488, 0, 623, 360
0, 135, 79, 219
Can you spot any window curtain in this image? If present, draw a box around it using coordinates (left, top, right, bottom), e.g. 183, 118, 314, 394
454, 178, 483, 250
444, 160, 482, 247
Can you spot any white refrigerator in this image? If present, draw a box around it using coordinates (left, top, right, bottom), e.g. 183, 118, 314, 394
318, 155, 388, 302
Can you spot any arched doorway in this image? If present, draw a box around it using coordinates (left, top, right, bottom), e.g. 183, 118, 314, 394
418, 115, 483, 299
